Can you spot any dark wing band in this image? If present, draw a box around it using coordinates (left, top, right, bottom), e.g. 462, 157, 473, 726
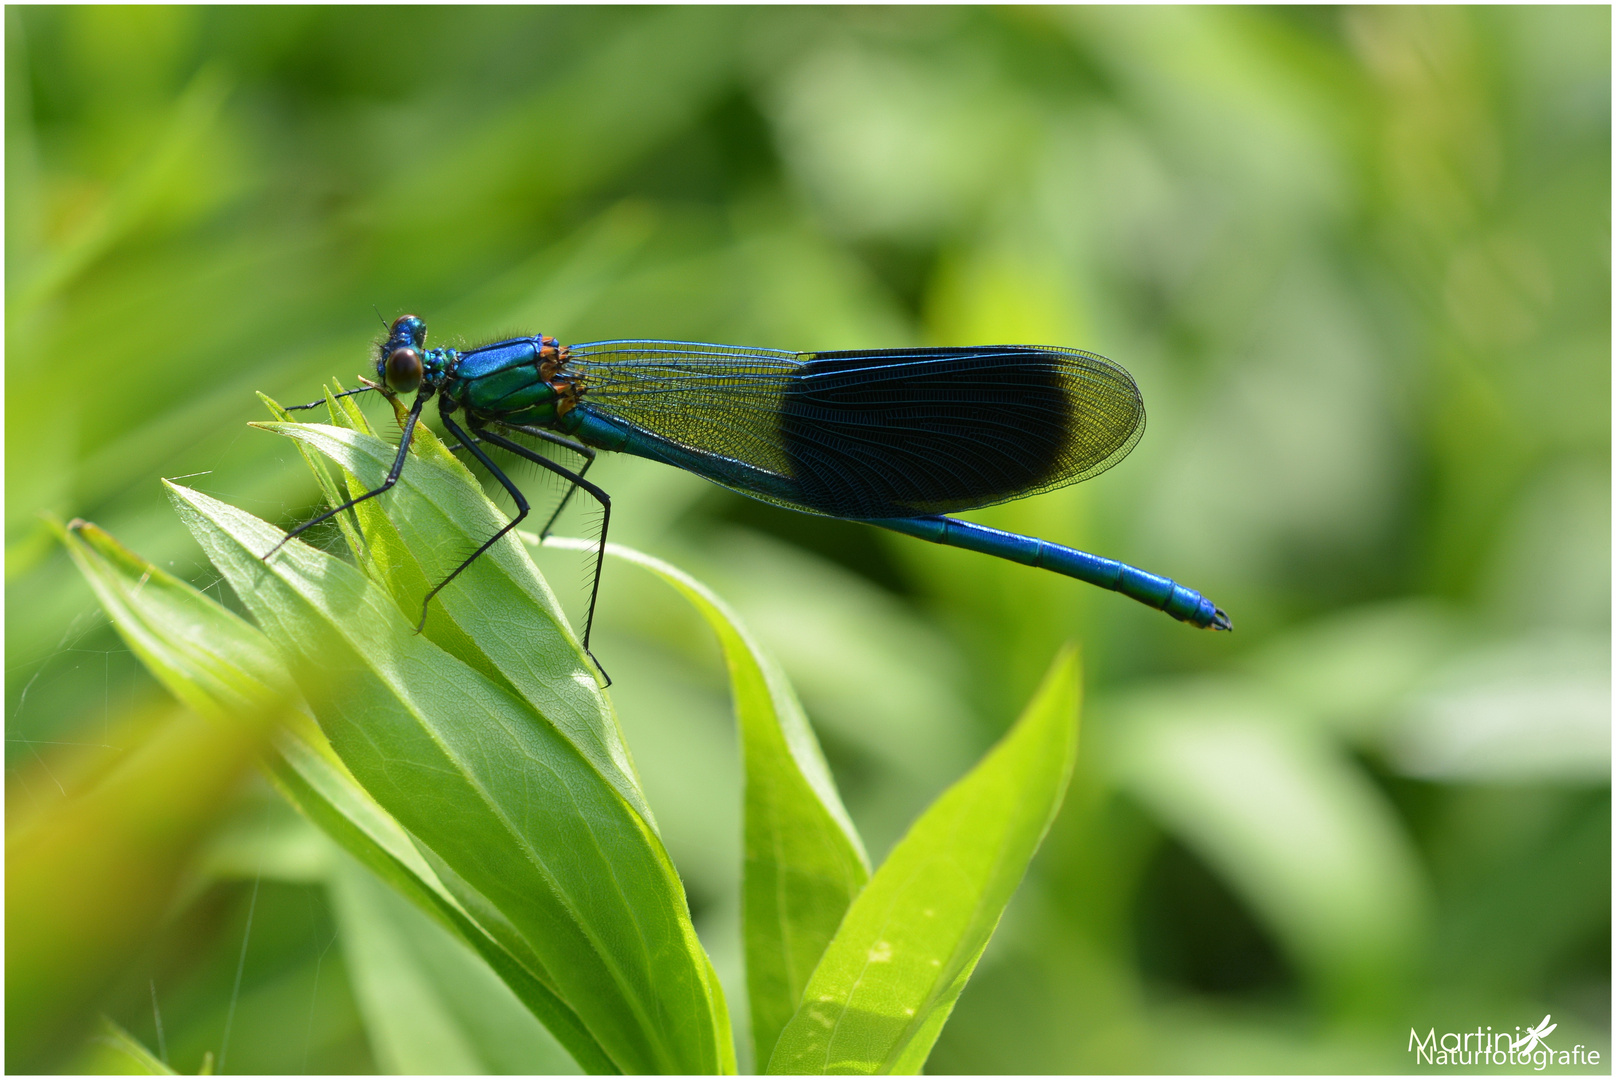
568, 341, 1144, 518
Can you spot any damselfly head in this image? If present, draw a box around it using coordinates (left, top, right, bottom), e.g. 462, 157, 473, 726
383, 345, 424, 394
387, 314, 427, 350
376, 314, 429, 393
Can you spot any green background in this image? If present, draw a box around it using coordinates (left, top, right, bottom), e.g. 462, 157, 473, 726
6, 5, 1609, 1073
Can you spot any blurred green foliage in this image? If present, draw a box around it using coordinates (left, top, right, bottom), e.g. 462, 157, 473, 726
7, 6, 1608, 1073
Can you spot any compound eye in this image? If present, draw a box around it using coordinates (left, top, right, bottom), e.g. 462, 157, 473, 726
389, 314, 427, 348
385, 346, 424, 393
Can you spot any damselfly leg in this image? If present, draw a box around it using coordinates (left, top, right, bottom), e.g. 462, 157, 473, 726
434, 416, 613, 683
265, 391, 428, 558
284, 385, 378, 412
497, 422, 598, 538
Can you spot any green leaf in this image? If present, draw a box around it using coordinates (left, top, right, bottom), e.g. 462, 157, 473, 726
266, 730, 613, 1074
541, 535, 870, 1065
766, 647, 1081, 1075
14, 522, 277, 1071
329, 852, 581, 1074
57, 513, 618, 1072
73, 1017, 176, 1075
258, 418, 653, 826
55, 517, 293, 724
167, 480, 732, 1074
257, 391, 370, 566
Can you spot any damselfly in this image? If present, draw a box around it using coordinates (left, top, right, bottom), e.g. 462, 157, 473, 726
274, 315, 1231, 675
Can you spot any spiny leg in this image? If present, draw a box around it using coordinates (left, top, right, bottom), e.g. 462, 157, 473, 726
473, 424, 612, 683
497, 422, 598, 537
445, 423, 597, 536
266, 391, 427, 558
285, 385, 379, 412
444, 423, 582, 459
422, 411, 532, 631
